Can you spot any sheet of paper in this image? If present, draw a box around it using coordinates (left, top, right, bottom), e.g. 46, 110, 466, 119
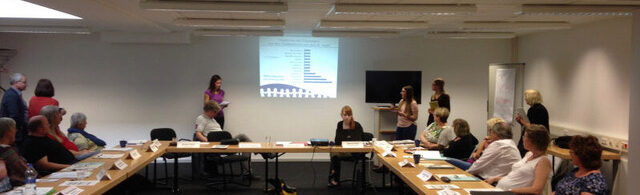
60, 180, 99, 186
127, 139, 148, 145
94, 153, 125, 159
436, 174, 480, 181
424, 184, 460, 190
416, 170, 433, 181
5, 187, 55, 195
220, 101, 230, 106
341, 141, 364, 148
464, 188, 505, 193
211, 145, 228, 149
275, 141, 292, 146
59, 186, 84, 195
177, 141, 201, 148
283, 143, 306, 148
36, 178, 59, 183
63, 162, 104, 171
48, 171, 92, 179
239, 143, 262, 148
436, 189, 460, 195
414, 150, 446, 160
102, 147, 133, 152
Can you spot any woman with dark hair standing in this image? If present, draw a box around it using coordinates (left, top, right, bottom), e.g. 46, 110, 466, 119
28, 79, 59, 119
427, 78, 450, 126
553, 135, 607, 195
204, 75, 227, 128
390, 85, 418, 140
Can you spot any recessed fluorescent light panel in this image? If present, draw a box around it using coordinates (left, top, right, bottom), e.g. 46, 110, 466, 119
0, 0, 81, 19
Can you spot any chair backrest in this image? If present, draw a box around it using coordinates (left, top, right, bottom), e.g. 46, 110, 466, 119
150, 128, 177, 141
362, 132, 374, 141
207, 131, 232, 142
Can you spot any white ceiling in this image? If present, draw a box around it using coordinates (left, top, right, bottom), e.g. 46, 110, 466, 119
0, 0, 638, 38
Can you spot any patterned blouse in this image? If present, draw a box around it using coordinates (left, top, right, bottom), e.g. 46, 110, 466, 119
555, 168, 608, 195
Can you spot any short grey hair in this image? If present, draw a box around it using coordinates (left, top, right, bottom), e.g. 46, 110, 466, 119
491, 122, 513, 139
0, 117, 16, 139
70, 113, 87, 128
9, 73, 24, 85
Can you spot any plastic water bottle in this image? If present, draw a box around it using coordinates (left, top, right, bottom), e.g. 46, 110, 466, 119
24, 163, 37, 195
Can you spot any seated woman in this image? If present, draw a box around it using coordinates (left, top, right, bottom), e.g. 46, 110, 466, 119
67, 113, 106, 151
40, 106, 95, 160
552, 135, 608, 195
420, 108, 455, 150
442, 119, 478, 160
328, 106, 363, 187
485, 124, 551, 194
470, 117, 506, 161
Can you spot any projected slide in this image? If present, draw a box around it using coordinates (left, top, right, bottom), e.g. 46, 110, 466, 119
259, 37, 339, 98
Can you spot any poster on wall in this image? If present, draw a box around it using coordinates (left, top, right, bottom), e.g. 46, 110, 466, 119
493, 68, 516, 123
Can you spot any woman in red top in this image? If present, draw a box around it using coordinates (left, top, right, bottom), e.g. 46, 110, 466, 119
40, 105, 90, 156
27, 79, 59, 119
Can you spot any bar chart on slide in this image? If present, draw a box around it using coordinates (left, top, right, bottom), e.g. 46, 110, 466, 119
259, 37, 338, 98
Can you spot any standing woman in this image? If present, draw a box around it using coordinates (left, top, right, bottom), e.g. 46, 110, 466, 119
28, 79, 59, 119
515, 89, 549, 157
427, 78, 450, 126
204, 75, 227, 129
390, 85, 418, 140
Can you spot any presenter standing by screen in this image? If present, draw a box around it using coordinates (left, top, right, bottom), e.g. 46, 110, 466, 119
391, 86, 418, 140
427, 78, 450, 126
204, 75, 227, 129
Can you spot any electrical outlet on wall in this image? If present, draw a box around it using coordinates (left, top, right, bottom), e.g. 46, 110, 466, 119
599, 137, 609, 147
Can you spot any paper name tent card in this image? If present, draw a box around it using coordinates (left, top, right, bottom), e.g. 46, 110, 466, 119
341, 141, 365, 148
239, 143, 262, 148
283, 143, 306, 148
398, 160, 415, 168
416, 170, 434, 182
382, 151, 397, 157
111, 159, 128, 170
177, 141, 201, 148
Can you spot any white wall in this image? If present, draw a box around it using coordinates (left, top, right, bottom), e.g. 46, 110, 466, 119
518, 18, 632, 195
519, 18, 631, 140
628, 9, 640, 195
0, 33, 512, 160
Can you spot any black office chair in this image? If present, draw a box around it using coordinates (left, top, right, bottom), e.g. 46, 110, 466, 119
204, 131, 252, 190
149, 128, 192, 185
337, 132, 374, 189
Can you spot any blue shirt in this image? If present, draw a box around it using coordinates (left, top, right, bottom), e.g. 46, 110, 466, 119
555, 168, 608, 195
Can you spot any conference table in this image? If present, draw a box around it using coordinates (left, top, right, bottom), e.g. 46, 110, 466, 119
373, 146, 496, 195
31, 141, 169, 194
165, 142, 374, 193
18, 140, 496, 195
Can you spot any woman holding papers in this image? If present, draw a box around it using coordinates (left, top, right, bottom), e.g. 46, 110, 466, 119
328, 106, 363, 187
204, 75, 227, 129
419, 108, 455, 150
485, 124, 551, 194
427, 78, 450, 126
515, 89, 549, 157
390, 85, 418, 140
553, 135, 607, 195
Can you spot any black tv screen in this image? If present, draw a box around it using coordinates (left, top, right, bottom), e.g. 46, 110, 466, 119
366, 71, 422, 104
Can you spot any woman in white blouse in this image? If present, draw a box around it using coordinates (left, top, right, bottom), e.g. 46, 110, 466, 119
485, 124, 551, 194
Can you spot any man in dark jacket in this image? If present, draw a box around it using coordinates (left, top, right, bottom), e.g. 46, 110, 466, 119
0, 73, 28, 151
